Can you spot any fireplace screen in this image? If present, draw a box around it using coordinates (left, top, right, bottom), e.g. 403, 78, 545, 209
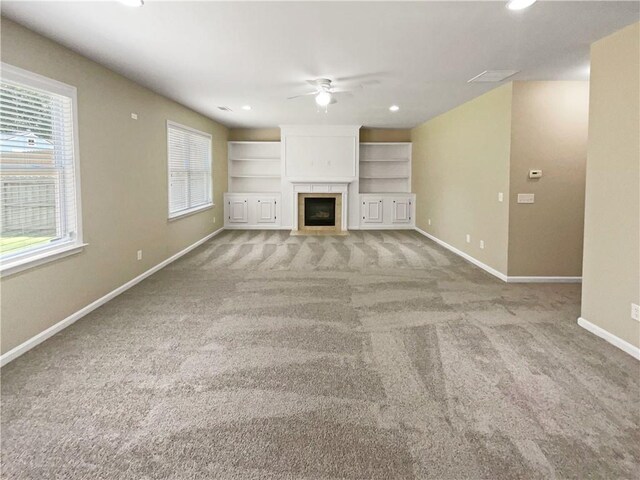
304, 197, 336, 227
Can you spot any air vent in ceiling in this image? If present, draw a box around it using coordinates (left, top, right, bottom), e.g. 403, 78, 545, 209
217, 106, 233, 112
467, 70, 519, 83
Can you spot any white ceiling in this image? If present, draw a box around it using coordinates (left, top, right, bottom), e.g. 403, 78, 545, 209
2, 1, 638, 129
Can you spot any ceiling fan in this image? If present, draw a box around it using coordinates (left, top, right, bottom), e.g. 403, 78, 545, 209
287, 78, 360, 108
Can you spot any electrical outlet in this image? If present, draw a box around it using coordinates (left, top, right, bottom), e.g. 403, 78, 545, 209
131, 113, 138, 120
632, 303, 640, 322
466, 234, 471, 243
480, 240, 485, 249
213, 216, 216, 224
428, 218, 431, 226
137, 249, 142, 261
498, 192, 504, 202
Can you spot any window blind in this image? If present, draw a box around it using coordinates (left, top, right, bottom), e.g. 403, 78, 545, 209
0, 65, 80, 264
167, 122, 212, 218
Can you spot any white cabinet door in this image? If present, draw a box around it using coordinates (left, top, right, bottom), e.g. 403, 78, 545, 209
228, 198, 248, 223
256, 197, 277, 224
362, 198, 383, 223
391, 197, 412, 224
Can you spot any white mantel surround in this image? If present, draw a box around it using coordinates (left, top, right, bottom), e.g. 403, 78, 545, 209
291, 181, 350, 232
280, 125, 361, 229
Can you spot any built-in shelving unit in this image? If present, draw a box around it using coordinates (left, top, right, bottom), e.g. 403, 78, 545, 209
228, 141, 281, 193
359, 142, 411, 193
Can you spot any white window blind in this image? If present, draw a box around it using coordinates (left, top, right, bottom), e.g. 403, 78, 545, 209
167, 121, 212, 218
0, 63, 82, 272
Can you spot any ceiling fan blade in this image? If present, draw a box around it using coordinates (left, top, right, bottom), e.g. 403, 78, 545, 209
287, 91, 317, 100
330, 88, 354, 94
306, 78, 331, 87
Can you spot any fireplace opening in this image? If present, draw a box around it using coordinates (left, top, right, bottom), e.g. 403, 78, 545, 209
304, 197, 336, 227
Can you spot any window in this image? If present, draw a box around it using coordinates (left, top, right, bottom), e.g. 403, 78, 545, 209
0, 63, 83, 275
167, 121, 212, 219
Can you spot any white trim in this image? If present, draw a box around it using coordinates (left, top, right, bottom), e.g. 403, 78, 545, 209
507, 276, 582, 284
578, 317, 640, 360
224, 225, 289, 230
166, 120, 213, 220
0, 228, 224, 367
168, 203, 214, 221
358, 225, 415, 230
0, 242, 87, 278
415, 227, 508, 281
1, 62, 85, 273
415, 228, 583, 283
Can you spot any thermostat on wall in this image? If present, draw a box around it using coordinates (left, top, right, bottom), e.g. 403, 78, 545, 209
529, 169, 542, 179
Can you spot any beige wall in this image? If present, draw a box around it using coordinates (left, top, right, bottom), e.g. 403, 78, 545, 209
581, 23, 640, 348
0, 18, 229, 354
411, 84, 513, 274
360, 129, 411, 142
228, 128, 280, 142
508, 82, 589, 276
228, 128, 411, 143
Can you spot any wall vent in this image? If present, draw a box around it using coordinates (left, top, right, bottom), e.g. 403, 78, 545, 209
467, 70, 519, 83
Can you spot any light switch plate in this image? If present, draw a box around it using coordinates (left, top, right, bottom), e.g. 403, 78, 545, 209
632, 303, 640, 322
517, 193, 535, 204
498, 192, 504, 202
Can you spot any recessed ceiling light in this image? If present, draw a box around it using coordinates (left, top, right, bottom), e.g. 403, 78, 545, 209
506, 0, 536, 10
119, 0, 144, 6
241, 105, 252, 111
389, 105, 400, 112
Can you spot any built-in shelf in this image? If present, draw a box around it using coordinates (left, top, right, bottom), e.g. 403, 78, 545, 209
359, 142, 411, 193
228, 141, 282, 194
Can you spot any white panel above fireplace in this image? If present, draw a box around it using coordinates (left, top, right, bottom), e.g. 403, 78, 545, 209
281, 125, 360, 180
285, 136, 356, 178
280, 125, 361, 228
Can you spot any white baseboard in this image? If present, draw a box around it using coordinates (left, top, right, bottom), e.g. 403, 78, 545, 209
507, 276, 582, 283
223, 225, 290, 230
415, 227, 508, 282
578, 317, 640, 360
0, 227, 224, 367
357, 225, 416, 230
414, 228, 582, 284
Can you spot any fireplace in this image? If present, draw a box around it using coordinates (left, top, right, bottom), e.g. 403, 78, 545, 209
304, 197, 336, 227
296, 192, 344, 234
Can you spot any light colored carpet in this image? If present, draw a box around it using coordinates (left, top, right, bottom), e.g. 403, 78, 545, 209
2, 230, 639, 479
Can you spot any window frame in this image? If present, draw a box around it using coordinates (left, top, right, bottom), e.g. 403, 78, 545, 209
166, 120, 213, 220
0, 63, 85, 277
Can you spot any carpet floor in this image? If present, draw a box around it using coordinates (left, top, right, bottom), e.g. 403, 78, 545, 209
1, 230, 639, 479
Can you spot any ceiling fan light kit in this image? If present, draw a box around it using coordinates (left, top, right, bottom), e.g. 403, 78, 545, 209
315, 90, 332, 107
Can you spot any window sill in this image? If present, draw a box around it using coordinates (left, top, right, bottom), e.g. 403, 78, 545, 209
0, 242, 88, 278
168, 203, 214, 222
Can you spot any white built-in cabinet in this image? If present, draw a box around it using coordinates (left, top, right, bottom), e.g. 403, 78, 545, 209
360, 193, 415, 228
224, 193, 281, 228
225, 141, 283, 229
358, 142, 415, 229
224, 139, 415, 229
